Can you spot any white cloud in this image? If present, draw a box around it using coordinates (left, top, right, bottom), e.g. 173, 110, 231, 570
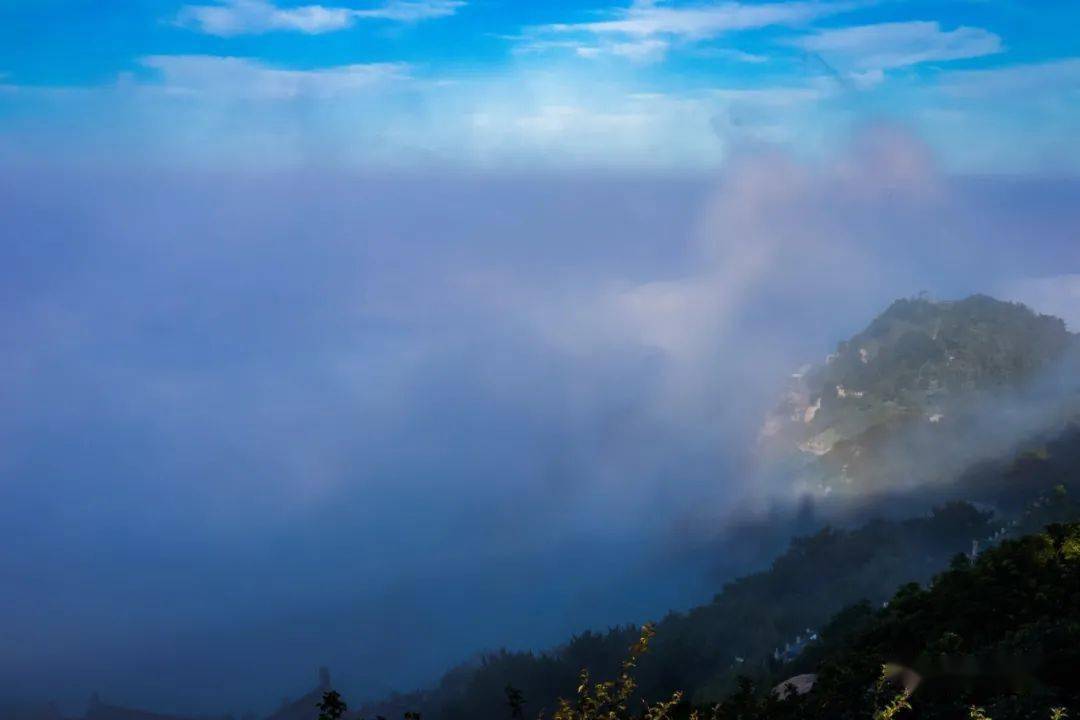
577, 38, 672, 62
139, 55, 411, 98
177, 0, 351, 34
538, 0, 859, 40
176, 0, 464, 36
695, 47, 770, 63
939, 57, 1080, 97
794, 21, 1002, 72
465, 88, 724, 167
610, 38, 671, 60
353, 0, 465, 21
709, 85, 827, 105
515, 0, 859, 65
5, 53, 848, 169
512, 36, 671, 63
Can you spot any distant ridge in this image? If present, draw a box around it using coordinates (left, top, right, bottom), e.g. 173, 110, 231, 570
50, 668, 332, 720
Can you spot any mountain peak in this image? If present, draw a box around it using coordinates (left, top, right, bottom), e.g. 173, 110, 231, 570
760, 294, 1076, 497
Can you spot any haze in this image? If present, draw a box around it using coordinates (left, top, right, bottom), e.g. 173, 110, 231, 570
2, 1, 1079, 717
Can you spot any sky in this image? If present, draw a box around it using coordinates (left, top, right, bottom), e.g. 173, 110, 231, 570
2, 2, 1080, 718
0, 0, 1078, 171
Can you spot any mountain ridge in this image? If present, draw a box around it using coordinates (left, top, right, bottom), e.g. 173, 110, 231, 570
758, 294, 1078, 498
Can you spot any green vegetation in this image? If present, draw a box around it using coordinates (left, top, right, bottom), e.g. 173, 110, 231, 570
355, 502, 1003, 719
699, 520, 1080, 718
760, 295, 1078, 495
344, 520, 1080, 720
820, 295, 1071, 401
549, 624, 682, 720
356, 422, 1080, 720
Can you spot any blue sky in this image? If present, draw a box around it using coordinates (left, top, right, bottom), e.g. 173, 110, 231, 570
0, 0, 1078, 171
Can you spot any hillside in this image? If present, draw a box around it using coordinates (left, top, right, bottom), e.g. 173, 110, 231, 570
758, 295, 1077, 498
724, 519, 1080, 718
349, 422, 1080, 720
355, 503, 994, 719
530, 519, 1080, 720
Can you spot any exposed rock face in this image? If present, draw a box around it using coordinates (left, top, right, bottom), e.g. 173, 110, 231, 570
771, 673, 817, 700
759, 295, 1077, 498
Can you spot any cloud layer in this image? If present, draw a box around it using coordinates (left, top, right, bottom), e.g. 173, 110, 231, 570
140, 55, 411, 98
522, 0, 862, 64
539, 0, 858, 39
177, 0, 465, 35
794, 21, 1003, 77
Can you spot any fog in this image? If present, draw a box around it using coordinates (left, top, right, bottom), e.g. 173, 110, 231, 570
2, 128, 1080, 716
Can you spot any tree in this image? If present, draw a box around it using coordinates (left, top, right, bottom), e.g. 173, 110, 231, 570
505, 685, 526, 719
317, 692, 347, 720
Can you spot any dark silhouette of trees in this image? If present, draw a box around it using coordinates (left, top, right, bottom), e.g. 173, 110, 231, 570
505, 685, 526, 719
316, 692, 346, 720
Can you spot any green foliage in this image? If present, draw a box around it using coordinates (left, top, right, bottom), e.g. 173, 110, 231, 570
359, 499, 1012, 719
871, 667, 911, 720
551, 624, 683, 720
355, 426, 1080, 720
744, 522, 1080, 719
350, 519, 1080, 720
822, 295, 1072, 401
765, 294, 1078, 496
